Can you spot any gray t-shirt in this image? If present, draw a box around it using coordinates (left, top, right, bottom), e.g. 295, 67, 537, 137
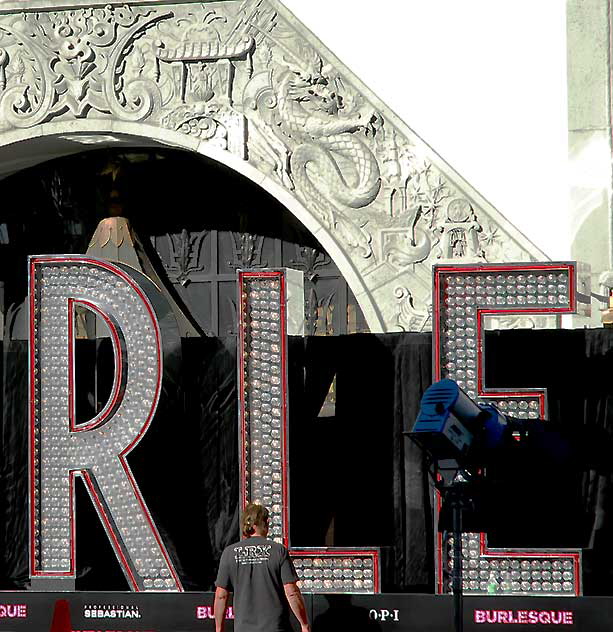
215, 536, 299, 632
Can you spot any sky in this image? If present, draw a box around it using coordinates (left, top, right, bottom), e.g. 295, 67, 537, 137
280, 0, 569, 259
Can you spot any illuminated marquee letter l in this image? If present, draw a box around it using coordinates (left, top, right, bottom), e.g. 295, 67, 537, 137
238, 269, 380, 593
29, 256, 183, 591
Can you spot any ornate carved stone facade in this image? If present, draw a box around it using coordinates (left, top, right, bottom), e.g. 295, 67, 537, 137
0, 0, 546, 331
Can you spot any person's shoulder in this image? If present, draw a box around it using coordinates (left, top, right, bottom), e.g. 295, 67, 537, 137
267, 539, 289, 555
221, 541, 242, 556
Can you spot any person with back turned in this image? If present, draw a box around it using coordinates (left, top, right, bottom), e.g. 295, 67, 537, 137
214, 503, 311, 632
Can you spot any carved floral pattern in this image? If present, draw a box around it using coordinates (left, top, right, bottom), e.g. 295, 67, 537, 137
164, 229, 208, 286
228, 232, 266, 270
160, 103, 246, 156
290, 246, 335, 335
0, 7, 171, 127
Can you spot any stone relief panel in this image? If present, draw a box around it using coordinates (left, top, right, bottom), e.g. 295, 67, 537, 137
0, 0, 544, 331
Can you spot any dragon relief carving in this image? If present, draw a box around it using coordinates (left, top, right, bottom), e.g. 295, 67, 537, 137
243, 42, 382, 258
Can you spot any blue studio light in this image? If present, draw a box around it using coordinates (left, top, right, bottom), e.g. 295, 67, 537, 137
411, 379, 509, 463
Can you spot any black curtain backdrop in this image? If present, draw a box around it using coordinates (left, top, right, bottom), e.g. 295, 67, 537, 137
1, 330, 613, 593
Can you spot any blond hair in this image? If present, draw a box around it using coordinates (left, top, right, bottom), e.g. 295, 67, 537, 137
241, 503, 269, 537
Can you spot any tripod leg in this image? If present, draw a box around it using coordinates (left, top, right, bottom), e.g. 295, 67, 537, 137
452, 500, 464, 632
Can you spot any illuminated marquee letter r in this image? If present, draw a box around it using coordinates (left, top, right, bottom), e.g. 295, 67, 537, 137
29, 256, 183, 591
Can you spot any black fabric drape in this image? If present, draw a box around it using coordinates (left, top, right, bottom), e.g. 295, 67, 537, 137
1, 329, 613, 593
1, 340, 29, 588
484, 329, 613, 594
289, 334, 432, 592
390, 334, 434, 592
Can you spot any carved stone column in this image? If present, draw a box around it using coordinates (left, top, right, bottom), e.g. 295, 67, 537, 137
567, 0, 613, 325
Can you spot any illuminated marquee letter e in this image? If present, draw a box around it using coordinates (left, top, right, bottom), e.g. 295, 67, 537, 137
29, 256, 183, 591
433, 262, 591, 597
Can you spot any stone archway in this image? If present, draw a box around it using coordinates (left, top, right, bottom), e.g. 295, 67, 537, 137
0, 122, 387, 331
0, 0, 546, 331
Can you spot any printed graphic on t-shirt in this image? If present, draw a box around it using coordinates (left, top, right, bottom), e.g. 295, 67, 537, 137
234, 544, 272, 565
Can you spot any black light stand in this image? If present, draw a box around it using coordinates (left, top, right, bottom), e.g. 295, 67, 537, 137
407, 449, 476, 632
407, 380, 508, 632
435, 472, 475, 632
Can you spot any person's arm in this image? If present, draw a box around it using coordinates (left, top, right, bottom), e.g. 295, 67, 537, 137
284, 581, 311, 632
214, 586, 230, 632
